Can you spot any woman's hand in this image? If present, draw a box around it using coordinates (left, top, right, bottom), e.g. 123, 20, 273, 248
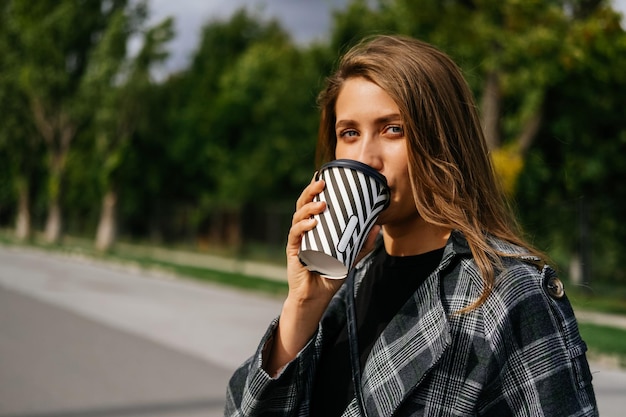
285, 175, 345, 303
265, 174, 345, 376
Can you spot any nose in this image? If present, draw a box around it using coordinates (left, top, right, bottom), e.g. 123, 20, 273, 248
354, 137, 383, 172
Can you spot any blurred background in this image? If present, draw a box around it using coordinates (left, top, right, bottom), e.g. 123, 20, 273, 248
1, 0, 626, 306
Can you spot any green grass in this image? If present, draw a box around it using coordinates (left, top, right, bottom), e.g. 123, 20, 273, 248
566, 284, 626, 316
578, 323, 626, 367
109, 253, 289, 296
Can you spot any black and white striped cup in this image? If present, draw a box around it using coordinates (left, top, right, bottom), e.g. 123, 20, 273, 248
299, 159, 390, 279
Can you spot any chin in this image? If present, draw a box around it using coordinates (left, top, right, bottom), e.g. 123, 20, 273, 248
375, 211, 390, 226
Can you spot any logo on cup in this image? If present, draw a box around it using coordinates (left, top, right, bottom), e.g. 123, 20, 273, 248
299, 159, 390, 278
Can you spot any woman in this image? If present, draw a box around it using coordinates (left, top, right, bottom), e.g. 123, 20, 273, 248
225, 35, 598, 416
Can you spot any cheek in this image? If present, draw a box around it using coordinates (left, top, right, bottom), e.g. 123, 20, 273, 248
334, 143, 346, 159
334, 142, 357, 160
394, 171, 417, 208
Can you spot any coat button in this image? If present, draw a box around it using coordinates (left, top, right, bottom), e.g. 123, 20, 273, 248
546, 277, 565, 299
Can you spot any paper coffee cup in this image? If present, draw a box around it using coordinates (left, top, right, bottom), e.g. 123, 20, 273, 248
299, 159, 390, 279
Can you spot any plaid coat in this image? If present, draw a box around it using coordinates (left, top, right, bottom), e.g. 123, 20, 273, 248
225, 230, 598, 416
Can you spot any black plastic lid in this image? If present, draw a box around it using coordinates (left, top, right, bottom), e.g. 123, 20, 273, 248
320, 159, 388, 188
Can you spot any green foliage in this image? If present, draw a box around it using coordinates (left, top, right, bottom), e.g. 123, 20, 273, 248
163, 9, 282, 204
0, 0, 45, 232
1, 0, 625, 286
329, 0, 392, 51
515, 4, 626, 284
578, 323, 626, 365
3, 0, 137, 243
329, 0, 626, 286
84, 8, 173, 188
155, 9, 325, 239
209, 40, 318, 205
10, 0, 120, 107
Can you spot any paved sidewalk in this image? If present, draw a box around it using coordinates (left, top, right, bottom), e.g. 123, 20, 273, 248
16, 240, 626, 332
118, 242, 626, 332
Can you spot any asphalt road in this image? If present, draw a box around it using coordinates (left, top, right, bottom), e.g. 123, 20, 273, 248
0, 246, 281, 417
0, 288, 230, 417
0, 245, 624, 416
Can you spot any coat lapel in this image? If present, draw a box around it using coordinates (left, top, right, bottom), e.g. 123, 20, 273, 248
357, 232, 469, 417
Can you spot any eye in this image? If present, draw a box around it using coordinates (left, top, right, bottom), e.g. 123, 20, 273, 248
384, 125, 404, 137
338, 129, 359, 140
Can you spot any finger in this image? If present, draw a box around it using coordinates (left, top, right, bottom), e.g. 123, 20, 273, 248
292, 200, 326, 226
289, 216, 316, 240
286, 216, 317, 255
295, 178, 325, 211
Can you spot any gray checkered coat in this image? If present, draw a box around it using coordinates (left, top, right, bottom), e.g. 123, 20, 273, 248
225, 231, 598, 416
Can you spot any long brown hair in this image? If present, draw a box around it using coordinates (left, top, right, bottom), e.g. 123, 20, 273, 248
316, 35, 544, 310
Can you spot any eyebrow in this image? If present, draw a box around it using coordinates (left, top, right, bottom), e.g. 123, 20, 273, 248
335, 113, 402, 129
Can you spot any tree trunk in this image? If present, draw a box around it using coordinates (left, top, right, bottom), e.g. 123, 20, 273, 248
517, 108, 543, 156
15, 177, 31, 241
44, 155, 64, 244
481, 71, 502, 151
95, 188, 118, 252
225, 209, 242, 249
31, 99, 75, 246
44, 198, 62, 244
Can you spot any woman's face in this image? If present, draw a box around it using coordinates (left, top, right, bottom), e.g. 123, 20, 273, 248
334, 77, 419, 228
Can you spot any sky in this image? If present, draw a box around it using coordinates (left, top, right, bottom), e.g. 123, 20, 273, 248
144, 0, 349, 75
144, 0, 626, 76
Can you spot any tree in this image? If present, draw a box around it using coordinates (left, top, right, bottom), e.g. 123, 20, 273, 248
207, 18, 330, 247
160, 9, 320, 247
80, 3, 174, 251
328, 0, 390, 51
0, 1, 41, 240
9, 0, 129, 244
331, 0, 626, 283
516, 4, 626, 284
0, 67, 42, 241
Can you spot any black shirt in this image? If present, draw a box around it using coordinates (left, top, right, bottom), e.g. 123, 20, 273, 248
310, 245, 444, 417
